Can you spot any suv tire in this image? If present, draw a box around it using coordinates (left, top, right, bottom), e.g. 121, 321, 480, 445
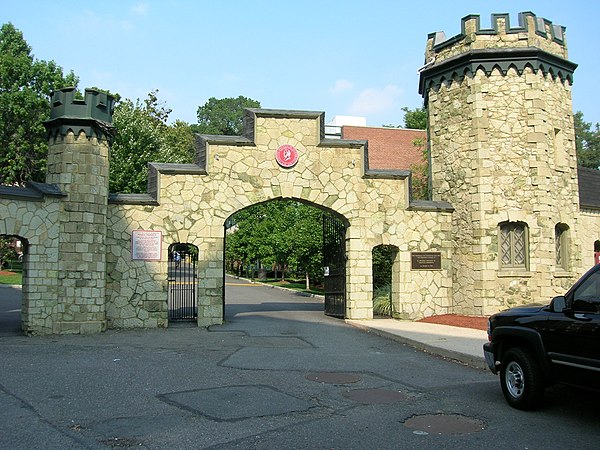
500, 347, 544, 410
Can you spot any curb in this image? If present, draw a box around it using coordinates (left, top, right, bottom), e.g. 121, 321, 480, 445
230, 275, 325, 300
346, 320, 489, 371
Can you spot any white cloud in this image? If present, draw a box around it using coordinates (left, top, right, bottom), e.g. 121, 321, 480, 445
349, 85, 402, 115
131, 2, 149, 15
330, 79, 353, 94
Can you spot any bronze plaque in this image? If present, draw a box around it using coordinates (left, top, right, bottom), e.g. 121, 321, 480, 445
411, 252, 442, 270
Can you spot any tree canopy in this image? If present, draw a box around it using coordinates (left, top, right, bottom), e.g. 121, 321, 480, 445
401, 106, 427, 130
194, 96, 260, 135
109, 90, 195, 193
574, 111, 600, 170
225, 200, 324, 288
0, 22, 78, 185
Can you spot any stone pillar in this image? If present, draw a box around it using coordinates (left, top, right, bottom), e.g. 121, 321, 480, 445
419, 12, 579, 314
346, 238, 373, 319
44, 87, 115, 333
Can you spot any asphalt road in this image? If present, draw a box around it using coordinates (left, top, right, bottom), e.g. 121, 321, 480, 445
0, 284, 21, 336
0, 279, 599, 449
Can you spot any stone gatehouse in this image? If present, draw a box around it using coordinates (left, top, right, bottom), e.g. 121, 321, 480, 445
1, 11, 599, 335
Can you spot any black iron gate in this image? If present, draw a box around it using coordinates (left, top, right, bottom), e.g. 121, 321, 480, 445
323, 214, 346, 318
168, 244, 198, 321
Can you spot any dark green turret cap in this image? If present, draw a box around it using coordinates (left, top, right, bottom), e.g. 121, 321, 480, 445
44, 87, 116, 139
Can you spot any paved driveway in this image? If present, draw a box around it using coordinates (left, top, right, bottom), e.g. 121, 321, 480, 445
0, 278, 599, 449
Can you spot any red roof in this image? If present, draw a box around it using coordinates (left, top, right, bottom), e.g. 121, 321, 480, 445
342, 126, 426, 170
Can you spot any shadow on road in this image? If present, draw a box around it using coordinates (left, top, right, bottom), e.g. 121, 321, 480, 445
0, 285, 22, 336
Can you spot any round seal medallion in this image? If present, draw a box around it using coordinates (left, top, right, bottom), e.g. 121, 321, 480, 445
275, 144, 299, 168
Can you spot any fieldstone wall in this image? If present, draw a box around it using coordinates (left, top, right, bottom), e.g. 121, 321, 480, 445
0, 194, 61, 333
45, 130, 110, 333
580, 210, 600, 268
106, 110, 454, 327
2, 12, 598, 335
421, 12, 589, 315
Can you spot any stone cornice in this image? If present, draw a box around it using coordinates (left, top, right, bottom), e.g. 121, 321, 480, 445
108, 193, 159, 206
363, 169, 411, 180
419, 47, 577, 97
408, 200, 454, 212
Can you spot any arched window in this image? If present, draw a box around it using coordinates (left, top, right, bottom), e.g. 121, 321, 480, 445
555, 223, 569, 270
499, 222, 528, 270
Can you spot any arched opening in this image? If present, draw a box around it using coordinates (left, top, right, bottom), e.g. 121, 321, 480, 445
594, 240, 600, 265
372, 244, 399, 317
555, 223, 569, 270
0, 235, 27, 335
223, 198, 348, 321
167, 242, 198, 322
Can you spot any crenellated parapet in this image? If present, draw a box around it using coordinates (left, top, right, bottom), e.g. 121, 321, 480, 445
419, 12, 577, 98
44, 86, 115, 141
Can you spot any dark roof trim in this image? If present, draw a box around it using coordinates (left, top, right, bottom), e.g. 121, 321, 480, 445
419, 47, 577, 96
0, 181, 65, 202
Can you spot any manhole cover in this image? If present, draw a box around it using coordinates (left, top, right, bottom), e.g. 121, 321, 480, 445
342, 388, 408, 404
305, 372, 361, 384
404, 414, 485, 435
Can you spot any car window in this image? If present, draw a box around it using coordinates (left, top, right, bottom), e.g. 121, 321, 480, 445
573, 270, 600, 312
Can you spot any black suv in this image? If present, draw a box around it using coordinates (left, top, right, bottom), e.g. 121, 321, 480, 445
483, 264, 600, 409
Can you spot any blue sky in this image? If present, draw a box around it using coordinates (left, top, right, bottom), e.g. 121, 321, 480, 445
3, 1, 599, 127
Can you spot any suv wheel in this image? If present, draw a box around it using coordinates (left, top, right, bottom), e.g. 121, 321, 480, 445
500, 347, 544, 410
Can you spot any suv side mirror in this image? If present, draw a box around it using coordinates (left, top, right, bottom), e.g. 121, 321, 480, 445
550, 296, 567, 313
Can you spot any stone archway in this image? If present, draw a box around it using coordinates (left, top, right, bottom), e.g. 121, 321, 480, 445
107, 108, 453, 328
222, 198, 349, 318
1, 90, 454, 335
0, 235, 27, 335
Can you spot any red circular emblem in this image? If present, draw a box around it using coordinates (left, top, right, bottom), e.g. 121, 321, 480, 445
275, 144, 299, 168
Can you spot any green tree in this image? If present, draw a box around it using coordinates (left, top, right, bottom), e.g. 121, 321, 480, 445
574, 111, 600, 170
401, 106, 427, 130
0, 237, 18, 270
225, 200, 323, 289
195, 96, 260, 135
0, 22, 78, 185
110, 90, 195, 193
372, 244, 396, 316
288, 205, 323, 289
399, 107, 429, 200
409, 137, 429, 200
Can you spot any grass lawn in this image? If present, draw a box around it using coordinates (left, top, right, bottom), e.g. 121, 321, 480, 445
258, 278, 324, 296
0, 271, 22, 285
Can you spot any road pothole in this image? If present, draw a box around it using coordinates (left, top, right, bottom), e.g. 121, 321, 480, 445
342, 388, 409, 404
403, 413, 486, 435
305, 372, 361, 384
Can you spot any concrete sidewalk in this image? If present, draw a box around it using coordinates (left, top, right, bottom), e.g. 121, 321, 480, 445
347, 318, 489, 370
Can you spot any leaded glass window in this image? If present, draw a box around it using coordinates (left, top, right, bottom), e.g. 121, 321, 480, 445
499, 222, 528, 269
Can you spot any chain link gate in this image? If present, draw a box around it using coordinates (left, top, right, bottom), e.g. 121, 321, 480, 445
168, 244, 198, 321
323, 214, 347, 317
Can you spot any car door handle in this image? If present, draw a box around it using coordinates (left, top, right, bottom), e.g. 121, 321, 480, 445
573, 313, 592, 321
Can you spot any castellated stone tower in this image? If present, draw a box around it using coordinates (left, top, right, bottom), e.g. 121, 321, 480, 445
419, 12, 580, 315
43, 87, 115, 333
